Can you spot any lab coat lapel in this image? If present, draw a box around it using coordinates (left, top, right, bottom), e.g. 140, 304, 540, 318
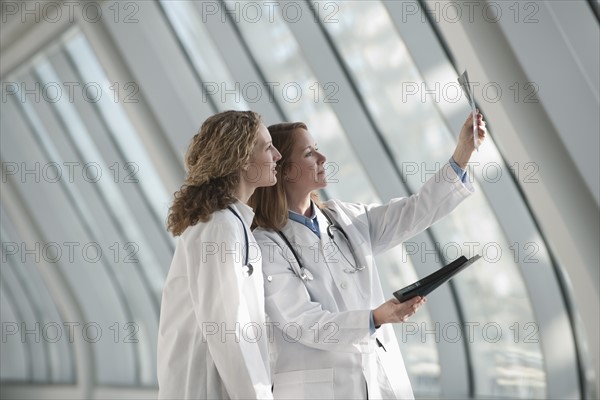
321, 206, 374, 271
315, 208, 376, 306
318, 206, 377, 305
229, 200, 255, 227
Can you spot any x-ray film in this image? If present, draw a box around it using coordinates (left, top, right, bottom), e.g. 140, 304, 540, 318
458, 70, 478, 151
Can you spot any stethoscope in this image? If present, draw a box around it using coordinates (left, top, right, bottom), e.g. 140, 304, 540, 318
277, 208, 366, 282
228, 206, 253, 277
275, 231, 314, 281
321, 209, 366, 274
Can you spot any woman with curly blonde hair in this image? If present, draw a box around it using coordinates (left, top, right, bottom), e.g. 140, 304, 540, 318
157, 110, 281, 400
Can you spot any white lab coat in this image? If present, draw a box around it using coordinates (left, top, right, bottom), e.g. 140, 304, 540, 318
254, 163, 473, 399
157, 201, 272, 400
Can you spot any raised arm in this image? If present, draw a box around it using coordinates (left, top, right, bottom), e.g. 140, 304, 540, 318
332, 112, 488, 255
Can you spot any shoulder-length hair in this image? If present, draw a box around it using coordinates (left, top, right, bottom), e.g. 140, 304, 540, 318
249, 122, 320, 230
167, 110, 261, 236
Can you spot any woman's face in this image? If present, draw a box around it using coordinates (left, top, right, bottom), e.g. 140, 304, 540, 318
284, 128, 327, 193
244, 123, 282, 188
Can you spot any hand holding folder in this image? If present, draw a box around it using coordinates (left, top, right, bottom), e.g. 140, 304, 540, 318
393, 255, 482, 302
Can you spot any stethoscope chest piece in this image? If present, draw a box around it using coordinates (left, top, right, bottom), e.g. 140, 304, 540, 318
300, 267, 314, 281
242, 263, 254, 277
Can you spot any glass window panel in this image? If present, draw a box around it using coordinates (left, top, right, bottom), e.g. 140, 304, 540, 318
0, 261, 47, 381
64, 33, 172, 233
159, 0, 249, 111
55, 32, 172, 296
4, 74, 137, 385
1, 218, 74, 383
0, 27, 177, 386
32, 59, 156, 386
31, 33, 165, 386
0, 287, 28, 381
316, 1, 546, 398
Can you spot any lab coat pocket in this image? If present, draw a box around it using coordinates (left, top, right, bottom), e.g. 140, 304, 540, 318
374, 340, 414, 399
273, 368, 334, 399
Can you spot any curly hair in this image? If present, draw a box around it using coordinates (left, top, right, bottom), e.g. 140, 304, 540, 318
167, 110, 261, 236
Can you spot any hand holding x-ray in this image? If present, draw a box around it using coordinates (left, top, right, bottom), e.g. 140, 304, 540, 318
458, 70, 479, 151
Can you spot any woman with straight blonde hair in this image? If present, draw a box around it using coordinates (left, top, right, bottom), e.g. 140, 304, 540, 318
250, 113, 487, 399
157, 110, 281, 399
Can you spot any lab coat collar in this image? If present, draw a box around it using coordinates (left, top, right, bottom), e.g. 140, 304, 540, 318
280, 217, 310, 248
287, 201, 320, 238
282, 205, 365, 249
230, 200, 255, 227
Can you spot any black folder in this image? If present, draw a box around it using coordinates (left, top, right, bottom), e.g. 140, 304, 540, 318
393, 255, 481, 302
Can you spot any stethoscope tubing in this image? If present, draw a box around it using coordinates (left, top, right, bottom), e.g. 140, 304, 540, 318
321, 209, 365, 273
277, 208, 366, 281
228, 206, 253, 276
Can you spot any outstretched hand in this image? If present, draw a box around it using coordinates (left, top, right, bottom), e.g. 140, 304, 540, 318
452, 111, 488, 168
